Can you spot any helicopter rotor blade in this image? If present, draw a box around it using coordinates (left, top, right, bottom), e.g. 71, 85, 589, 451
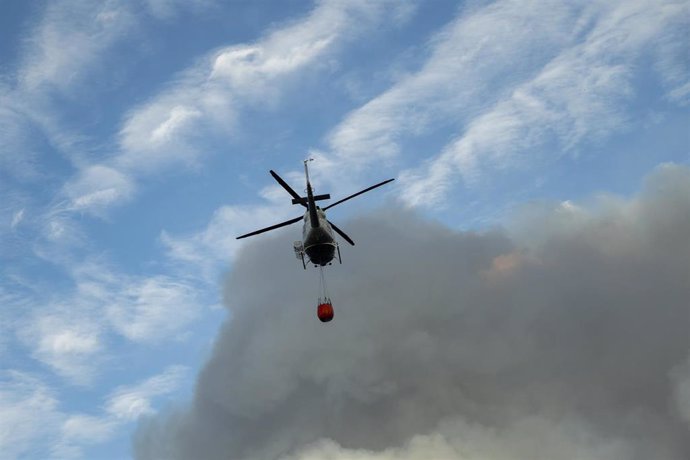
236, 215, 303, 240
323, 178, 394, 211
270, 170, 307, 208
328, 220, 355, 246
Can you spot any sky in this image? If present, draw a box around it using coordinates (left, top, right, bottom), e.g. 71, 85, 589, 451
0, 0, 688, 459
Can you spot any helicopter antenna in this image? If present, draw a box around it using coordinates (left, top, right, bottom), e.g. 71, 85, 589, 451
304, 158, 314, 186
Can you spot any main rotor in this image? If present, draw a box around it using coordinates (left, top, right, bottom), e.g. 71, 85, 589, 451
236, 162, 395, 245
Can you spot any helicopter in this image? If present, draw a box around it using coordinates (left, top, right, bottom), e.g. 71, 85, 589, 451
236, 159, 395, 269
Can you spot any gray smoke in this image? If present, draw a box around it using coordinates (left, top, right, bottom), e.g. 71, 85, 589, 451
134, 164, 690, 460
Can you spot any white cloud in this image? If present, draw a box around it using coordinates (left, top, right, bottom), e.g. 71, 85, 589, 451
18, 0, 136, 93
0, 0, 141, 231
325, 0, 578, 170
0, 104, 44, 181
667, 81, 690, 105
52, 414, 118, 460
305, 0, 687, 207
18, 309, 104, 386
0, 366, 187, 459
105, 365, 188, 421
69, 262, 204, 345
25, 0, 412, 222
206, 0, 409, 93
150, 106, 203, 144
0, 289, 21, 357
62, 165, 136, 216
105, 276, 202, 343
115, 0, 411, 175
161, 203, 300, 279
10, 209, 25, 229
55, 366, 187, 456
3, 0, 216, 220
0, 371, 61, 460
36, 211, 89, 254
61, 414, 117, 442
144, 0, 216, 21
15, 260, 203, 384
12, 272, 107, 387
396, 0, 689, 206
116, 92, 214, 174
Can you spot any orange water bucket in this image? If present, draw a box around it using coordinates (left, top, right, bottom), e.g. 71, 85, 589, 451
317, 302, 334, 322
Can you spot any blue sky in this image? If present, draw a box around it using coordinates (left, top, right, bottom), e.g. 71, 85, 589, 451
0, 0, 688, 458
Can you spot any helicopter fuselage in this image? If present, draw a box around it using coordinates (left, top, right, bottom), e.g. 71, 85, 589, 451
302, 207, 336, 266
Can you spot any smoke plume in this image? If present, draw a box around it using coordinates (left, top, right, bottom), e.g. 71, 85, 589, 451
135, 164, 690, 459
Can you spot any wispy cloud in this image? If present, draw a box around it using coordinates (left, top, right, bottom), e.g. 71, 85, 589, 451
0, 371, 61, 460
0, 1, 145, 269
105, 276, 203, 343
0, 104, 44, 182
77, 262, 205, 345
114, 0, 412, 179
396, 0, 689, 206
324, 0, 578, 170
2, 0, 217, 223
10, 209, 25, 229
15, 0, 217, 94
6, 0, 415, 225
17, 0, 136, 93
143, 0, 217, 21
105, 365, 188, 421
0, 366, 187, 459
302, 0, 688, 207
61, 165, 136, 217
161, 202, 298, 280
59, 365, 187, 457
60, 414, 117, 444
19, 311, 104, 385
13, 260, 203, 385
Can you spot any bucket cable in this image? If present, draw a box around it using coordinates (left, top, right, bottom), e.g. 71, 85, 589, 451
318, 266, 330, 303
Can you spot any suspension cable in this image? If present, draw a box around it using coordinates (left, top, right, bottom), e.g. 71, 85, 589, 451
319, 266, 330, 302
